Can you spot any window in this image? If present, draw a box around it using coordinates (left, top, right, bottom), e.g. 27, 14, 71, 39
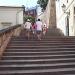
74, 7, 75, 15
67, 0, 68, 3
65, 16, 69, 36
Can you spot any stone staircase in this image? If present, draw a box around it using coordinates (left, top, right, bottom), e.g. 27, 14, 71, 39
0, 29, 75, 75
46, 28, 64, 36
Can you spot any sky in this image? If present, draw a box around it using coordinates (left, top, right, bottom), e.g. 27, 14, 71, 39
0, 0, 38, 8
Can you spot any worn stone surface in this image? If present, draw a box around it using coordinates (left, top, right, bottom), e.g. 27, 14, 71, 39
49, 0, 56, 28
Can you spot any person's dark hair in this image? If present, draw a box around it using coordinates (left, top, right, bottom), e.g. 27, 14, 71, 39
38, 19, 40, 21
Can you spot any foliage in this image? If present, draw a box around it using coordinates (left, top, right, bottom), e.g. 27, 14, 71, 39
37, 0, 48, 11
24, 16, 35, 23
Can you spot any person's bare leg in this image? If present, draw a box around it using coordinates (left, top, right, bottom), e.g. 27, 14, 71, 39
28, 32, 30, 40
39, 33, 42, 40
37, 34, 39, 40
27, 31, 30, 40
38, 34, 41, 40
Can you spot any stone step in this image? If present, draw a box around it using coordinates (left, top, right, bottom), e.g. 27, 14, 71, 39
9, 42, 75, 45
0, 68, 75, 75
0, 59, 75, 65
5, 49, 75, 52
9, 42, 75, 44
8, 43, 75, 46
12, 36, 64, 38
7, 45, 75, 48
2, 54, 75, 58
6, 47, 75, 49
2, 55, 75, 60
11, 36, 74, 38
10, 39, 75, 41
6, 48, 75, 51
11, 39, 75, 43
4, 52, 75, 56
3, 51, 75, 56
4, 51, 75, 54
11, 36, 75, 39
1, 58, 75, 62
11, 39, 75, 42
0, 63, 75, 70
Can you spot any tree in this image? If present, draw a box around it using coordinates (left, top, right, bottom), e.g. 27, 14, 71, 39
37, 0, 48, 11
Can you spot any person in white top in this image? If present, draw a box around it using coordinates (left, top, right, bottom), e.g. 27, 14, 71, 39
24, 19, 32, 40
36, 19, 43, 40
42, 23, 47, 36
24, 19, 32, 30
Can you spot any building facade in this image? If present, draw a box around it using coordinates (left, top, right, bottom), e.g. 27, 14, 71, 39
0, 6, 23, 30
25, 7, 37, 18
56, 0, 75, 36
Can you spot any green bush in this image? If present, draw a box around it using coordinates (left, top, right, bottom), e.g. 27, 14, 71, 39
24, 16, 35, 23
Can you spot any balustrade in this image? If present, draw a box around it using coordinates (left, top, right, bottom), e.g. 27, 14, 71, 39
0, 25, 21, 58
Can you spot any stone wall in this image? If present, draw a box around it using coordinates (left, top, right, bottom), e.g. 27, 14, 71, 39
37, 0, 56, 28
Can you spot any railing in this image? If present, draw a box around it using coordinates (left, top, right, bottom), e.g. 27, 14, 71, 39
0, 25, 21, 58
